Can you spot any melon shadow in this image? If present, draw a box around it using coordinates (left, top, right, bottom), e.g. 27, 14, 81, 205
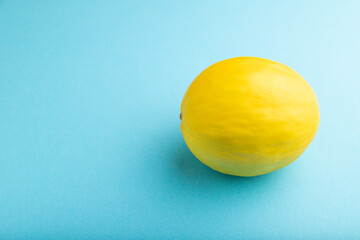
171, 134, 284, 187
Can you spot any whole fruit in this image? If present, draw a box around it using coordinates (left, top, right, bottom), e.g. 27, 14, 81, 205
180, 57, 319, 176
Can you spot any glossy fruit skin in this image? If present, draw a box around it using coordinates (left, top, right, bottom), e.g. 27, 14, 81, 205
180, 57, 319, 177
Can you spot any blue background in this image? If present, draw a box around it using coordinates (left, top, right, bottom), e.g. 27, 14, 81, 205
1, 0, 360, 239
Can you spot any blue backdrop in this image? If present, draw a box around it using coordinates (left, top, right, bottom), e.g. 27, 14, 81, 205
1, 1, 359, 239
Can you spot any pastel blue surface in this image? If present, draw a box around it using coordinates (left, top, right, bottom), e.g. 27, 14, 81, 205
1, 1, 360, 239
